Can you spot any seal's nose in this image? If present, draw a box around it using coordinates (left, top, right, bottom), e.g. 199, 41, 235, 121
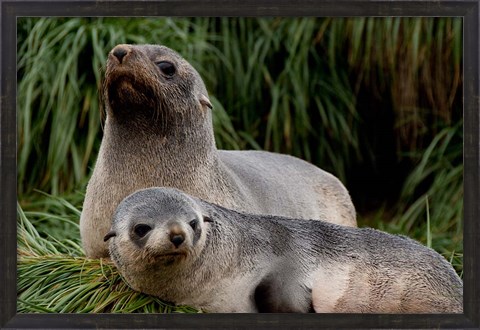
112, 45, 129, 63
170, 234, 185, 248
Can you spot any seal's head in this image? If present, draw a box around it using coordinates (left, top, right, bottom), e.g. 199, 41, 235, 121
104, 187, 213, 293
103, 44, 212, 132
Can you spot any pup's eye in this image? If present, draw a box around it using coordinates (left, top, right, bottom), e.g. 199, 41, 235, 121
156, 61, 176, 76
189, 219, 197, 230
133, 224, 152, 238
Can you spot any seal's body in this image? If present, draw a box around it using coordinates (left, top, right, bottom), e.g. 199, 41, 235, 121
80, 44, 356, 258
105, 187, 463, 313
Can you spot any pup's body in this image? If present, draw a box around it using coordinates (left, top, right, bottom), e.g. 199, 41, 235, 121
106, 187, 463, 313
81, 43, 356, 258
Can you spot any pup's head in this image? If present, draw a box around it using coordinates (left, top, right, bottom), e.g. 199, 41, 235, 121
104, 187, 213, 288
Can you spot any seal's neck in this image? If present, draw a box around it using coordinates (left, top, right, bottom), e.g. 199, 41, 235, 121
100, 110, 219, 187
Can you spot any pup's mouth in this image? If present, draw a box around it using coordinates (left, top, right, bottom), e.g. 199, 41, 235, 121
155, 251, 189, 258
150, 250, 189, 267
139, 246, 191, 259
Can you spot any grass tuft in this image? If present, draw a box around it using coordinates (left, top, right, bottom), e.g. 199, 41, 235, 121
17, 256, 199, 313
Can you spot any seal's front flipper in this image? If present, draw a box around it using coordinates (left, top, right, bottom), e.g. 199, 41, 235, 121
253, 273, 312, 313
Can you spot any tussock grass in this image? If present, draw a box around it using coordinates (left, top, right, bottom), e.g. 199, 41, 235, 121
18, 256, 198, 313
340, 17, 462, 152
395, 124, 463, 271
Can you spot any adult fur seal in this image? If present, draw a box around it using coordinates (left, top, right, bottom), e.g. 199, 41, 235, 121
105, 187, 463, 313
80, 43, 356, 258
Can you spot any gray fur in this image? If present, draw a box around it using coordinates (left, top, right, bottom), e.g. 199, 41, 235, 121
80, 44, 356, 258
107, 187, 463, 313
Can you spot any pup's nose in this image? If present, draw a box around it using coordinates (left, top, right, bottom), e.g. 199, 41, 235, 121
112, 45, 129, 63
170, 234, 185, 248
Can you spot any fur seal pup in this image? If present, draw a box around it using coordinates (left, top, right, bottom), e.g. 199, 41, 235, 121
81, 43, 356, 258
104, 187, 463, 313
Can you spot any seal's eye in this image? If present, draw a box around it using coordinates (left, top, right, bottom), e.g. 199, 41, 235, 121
189, 219, 197, 231
156, 61, 176, 77
133, 224, 152, 238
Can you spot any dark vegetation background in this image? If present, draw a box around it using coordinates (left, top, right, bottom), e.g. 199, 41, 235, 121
16, 17, 463, 312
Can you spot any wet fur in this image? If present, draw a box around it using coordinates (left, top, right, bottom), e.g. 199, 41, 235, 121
107, 188, 463, 313
80, 44, 356, 258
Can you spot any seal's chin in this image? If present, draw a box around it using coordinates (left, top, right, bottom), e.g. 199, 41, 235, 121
117, 79, 136, 94
108, 78, 145, 106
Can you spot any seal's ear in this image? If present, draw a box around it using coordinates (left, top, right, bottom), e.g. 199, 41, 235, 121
203, 215, 213, 223
103, 230, 117, 242
199, 94, 213, 110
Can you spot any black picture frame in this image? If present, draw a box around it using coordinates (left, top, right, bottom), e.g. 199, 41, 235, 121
2, 1, 479, 328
